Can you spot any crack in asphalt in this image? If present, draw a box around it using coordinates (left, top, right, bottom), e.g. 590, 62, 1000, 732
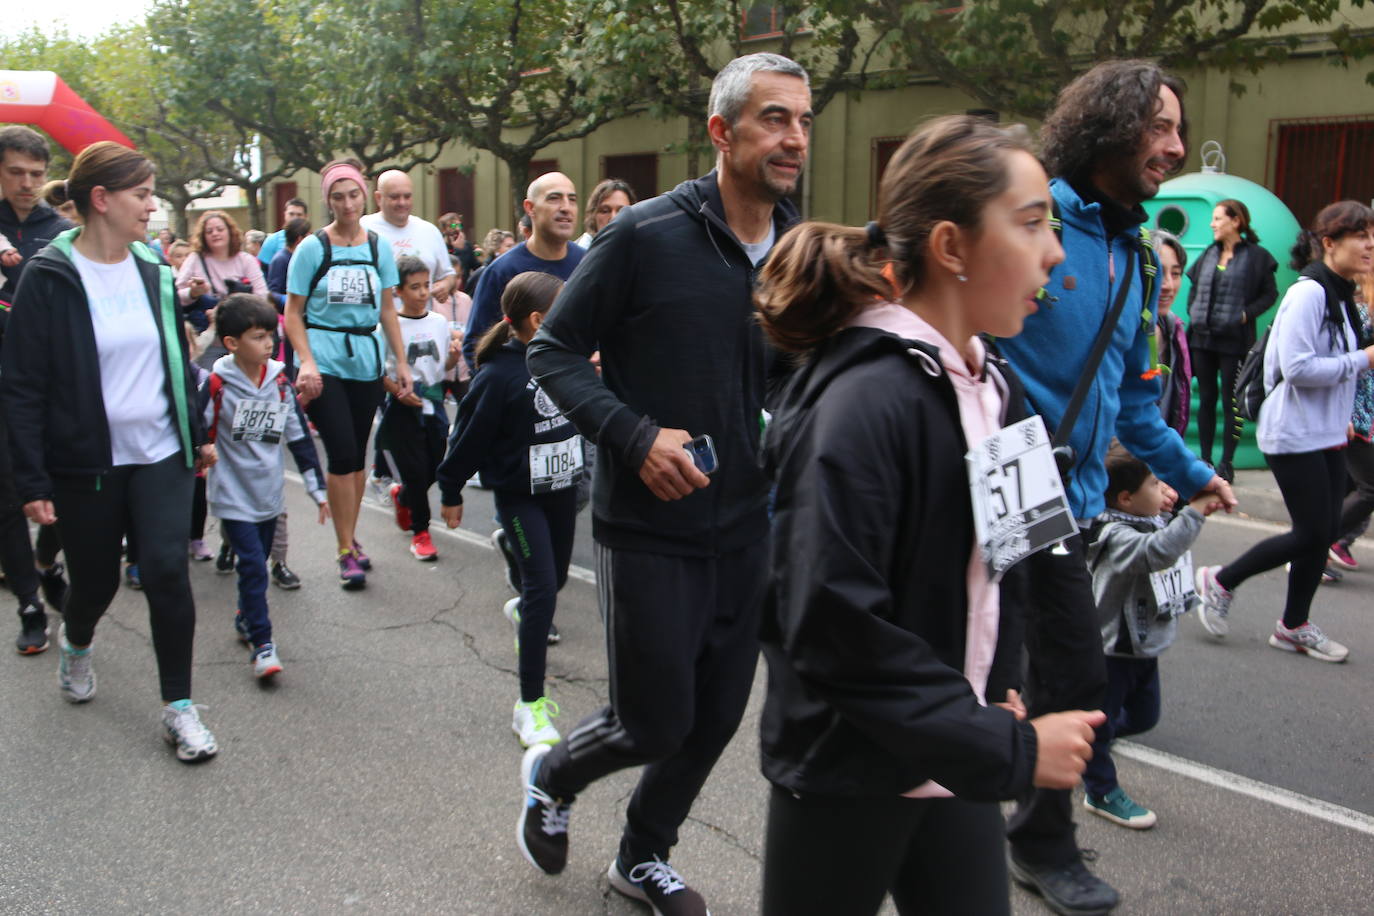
685, 813, 760, 862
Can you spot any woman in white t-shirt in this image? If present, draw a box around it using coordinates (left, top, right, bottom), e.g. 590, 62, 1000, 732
0, 141, 219, 763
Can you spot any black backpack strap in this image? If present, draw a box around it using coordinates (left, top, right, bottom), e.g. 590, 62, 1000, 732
306, 229, 334, 297
367, 230, 379, 270
1053, 244, 1137, 455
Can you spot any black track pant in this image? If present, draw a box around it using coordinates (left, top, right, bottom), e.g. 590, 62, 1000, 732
1192, 347, 1243, 465
53, 452, 197, 701
1218, 448, 1345, 629
1006, 532, 1106, 868
377, 400, 448, 534
0, 409, 40, 606
495, 488, 577, 702
763, 785, 1010, 916
541, 539, 765, 865
1338, 437, 1374, 542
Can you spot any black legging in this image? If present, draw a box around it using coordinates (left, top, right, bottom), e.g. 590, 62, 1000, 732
1193, 347, 1243, 465
763, 784, 1010, 916
494, 487, 577, 702
1217, 448, 1345, 629
1338, 438, 1374, 539
305, 375, 383, 475
53, 452, 198, 701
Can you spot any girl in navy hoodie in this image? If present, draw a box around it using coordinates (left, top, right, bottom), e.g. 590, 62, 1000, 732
438, 271, 581, 749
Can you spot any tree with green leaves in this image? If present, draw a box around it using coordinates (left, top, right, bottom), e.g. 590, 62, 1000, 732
584, 0, 898, 177
147, 0, 451, 179
864, 0, 1374, 119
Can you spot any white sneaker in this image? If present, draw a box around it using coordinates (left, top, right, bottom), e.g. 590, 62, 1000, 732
1195, 565, 1232, 637
367, 474, 393, 506
513, 697, 561, 747
252, 643, 283, 679
1269, 621, 1349, 662
162, 703, 219, 762
57, 624, 96, 703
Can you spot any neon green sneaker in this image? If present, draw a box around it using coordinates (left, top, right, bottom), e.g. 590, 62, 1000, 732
513, 696, 561, 748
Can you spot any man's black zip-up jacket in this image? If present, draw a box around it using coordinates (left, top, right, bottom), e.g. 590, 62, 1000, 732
0, 230, 205, 504
0, 200, 73, 303
526, 170, 798, 556
437, 339, 581, 503
760, 327, 1038, 800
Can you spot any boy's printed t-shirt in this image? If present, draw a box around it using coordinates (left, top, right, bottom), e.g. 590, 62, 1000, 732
286, 232, 399, 381
69, 247, 180, 466
381, 311, 450, 412
204, 355, 326, 522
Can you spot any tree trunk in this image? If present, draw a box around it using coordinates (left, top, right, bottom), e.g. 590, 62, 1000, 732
244, 184, 265, 231
684, 119, 709, 178
505, 153, 533, 231
167, 192, 192, 240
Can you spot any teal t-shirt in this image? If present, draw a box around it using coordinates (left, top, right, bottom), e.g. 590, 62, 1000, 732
287, 232, 399, 380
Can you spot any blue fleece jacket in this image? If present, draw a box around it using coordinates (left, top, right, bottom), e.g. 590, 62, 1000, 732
998, 179, 1213, 519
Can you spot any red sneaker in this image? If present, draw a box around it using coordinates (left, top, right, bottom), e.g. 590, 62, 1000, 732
1328, 542, 1358, 571
410, 531, 438, 561
391, 484, 412, 532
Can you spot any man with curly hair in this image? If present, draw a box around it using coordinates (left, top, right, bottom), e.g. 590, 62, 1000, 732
995, 60, 1236, 915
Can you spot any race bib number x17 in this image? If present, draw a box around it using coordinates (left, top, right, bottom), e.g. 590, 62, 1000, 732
966, 416, 1076, 582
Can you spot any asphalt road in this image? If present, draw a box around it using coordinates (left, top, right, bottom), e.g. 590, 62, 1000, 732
1, 480, 1371, 915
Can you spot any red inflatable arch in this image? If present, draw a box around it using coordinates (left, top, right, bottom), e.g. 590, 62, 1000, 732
0, 70, 135, 153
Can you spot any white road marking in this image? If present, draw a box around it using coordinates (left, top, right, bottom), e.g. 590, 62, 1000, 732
1115, 740, 1374, 836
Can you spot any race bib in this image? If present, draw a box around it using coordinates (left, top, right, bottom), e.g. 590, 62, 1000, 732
966, 416, 1076, 582
327, 267, 370, 305
1149, 550, 1196, 619
231, 398, 289, 444
529, 436, 584, 494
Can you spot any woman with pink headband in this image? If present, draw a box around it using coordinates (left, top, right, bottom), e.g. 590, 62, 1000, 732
285, 158, 411, 589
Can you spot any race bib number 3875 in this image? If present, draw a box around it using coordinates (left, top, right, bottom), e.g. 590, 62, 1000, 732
966, 416, 1076, 582
231, 398, 289, 444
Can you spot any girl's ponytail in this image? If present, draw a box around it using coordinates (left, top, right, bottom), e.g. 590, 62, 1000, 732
755, 222, 891, 352
474, 270, 565, 368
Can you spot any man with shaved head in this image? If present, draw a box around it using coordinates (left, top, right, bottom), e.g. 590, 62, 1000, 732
361, 169, 456, 305
461, 172, 581, 372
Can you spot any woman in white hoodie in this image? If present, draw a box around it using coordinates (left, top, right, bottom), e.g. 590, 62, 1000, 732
1196, 200, 1374, 662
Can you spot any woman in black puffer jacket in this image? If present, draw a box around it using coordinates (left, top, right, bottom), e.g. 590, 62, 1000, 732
1186, 198, 1278, 480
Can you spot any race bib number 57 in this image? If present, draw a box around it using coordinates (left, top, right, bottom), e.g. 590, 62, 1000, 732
966, 416, 1076, 582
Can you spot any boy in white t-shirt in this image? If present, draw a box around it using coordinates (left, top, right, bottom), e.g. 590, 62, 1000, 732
376, 256, 460, 560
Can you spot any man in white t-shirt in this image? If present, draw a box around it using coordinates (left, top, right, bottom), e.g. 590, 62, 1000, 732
360, 171, 456, 307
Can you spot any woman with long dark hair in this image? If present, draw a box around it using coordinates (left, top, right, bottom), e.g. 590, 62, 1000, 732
1186, 198, 1278, 481
1, 141, 218, 761
1196, 201, 1374, 662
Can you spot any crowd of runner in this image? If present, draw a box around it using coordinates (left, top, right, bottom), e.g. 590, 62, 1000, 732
2, 49, 1371, 916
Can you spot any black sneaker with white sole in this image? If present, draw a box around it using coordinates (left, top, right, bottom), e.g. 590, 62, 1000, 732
608, 856, 709, 916
491, 528, 523, 593
16, 601, 49, 655
215, 542, 236, 574
517, 743, 572, 874
38, 562, 68, 613
271, 562, 302, 590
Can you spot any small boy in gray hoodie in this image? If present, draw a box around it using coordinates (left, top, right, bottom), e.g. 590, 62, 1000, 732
1083, 442, 1221, 829
203, 294, 328, 679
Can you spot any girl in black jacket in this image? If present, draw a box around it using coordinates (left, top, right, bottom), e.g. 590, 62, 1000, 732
0, 142, 217, 763
437, 271, 580, 749
1186, 199, 1278, 480
753, 115, 1105, 916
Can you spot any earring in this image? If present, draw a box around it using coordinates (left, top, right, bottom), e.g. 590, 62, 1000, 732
957, 274, 968, 283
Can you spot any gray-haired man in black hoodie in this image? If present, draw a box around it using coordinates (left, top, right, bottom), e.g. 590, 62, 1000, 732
519, 53, 812, 914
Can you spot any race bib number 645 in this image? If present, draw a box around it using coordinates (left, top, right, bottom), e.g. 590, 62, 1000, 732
966, 416, 1076, 582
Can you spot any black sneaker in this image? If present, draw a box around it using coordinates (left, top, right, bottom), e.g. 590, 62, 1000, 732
546, 622, 561, 646
608, 856, 709, 916
38, 562, 68, 613
16, 601, 50, 655
215, 542, 236, 574
1010, 852, 1119, 915
492, 529, 523, 593
517, 743, 572, 874
271, 562, 302, 590
1216, 460, 1235, 483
